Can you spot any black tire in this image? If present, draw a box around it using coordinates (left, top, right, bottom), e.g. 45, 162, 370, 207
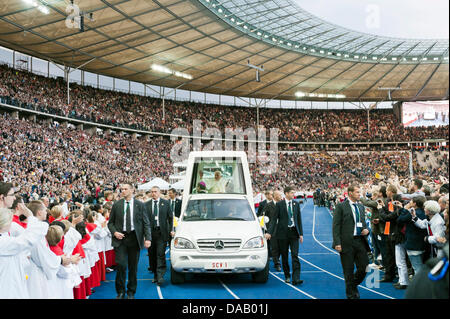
171, 266, 185, 284
252, 259, 269, 283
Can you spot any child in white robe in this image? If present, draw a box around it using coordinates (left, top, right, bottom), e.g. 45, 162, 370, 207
25, 201, 61, 299
0, 207, 48, 299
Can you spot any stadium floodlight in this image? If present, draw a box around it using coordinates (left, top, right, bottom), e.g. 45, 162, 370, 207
151, 64, 193, 80
38, 5, 49, 14
295, 91, 306, 97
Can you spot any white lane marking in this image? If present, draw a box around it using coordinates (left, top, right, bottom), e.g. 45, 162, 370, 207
157, 286, 164, 299
310, 204, 395, 299
218, 279, 240, 299
272, 271, 323, 274
269, 272, 316, 299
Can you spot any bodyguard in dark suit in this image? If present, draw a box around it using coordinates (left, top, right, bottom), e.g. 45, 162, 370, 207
267, 186, 303, 285
145, 186, 174, 286
332, 184, 370, 299
264, 190, 282, 271
107, 183, 151, 299
168, 188, 182, 218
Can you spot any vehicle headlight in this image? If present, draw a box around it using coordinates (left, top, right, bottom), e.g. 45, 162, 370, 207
243, 236, 264, 249
174, 237, 195, 249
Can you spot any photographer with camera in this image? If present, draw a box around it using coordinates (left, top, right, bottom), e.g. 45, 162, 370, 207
376, 184, 400, 283
378, 185, 411, 289
396, 196, 428, 278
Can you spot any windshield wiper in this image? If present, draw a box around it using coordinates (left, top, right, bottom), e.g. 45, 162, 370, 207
214, 217, 247, 221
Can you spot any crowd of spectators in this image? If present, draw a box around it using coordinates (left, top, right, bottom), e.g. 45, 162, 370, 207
1, 64, 448, 143
1, 113, 447, 202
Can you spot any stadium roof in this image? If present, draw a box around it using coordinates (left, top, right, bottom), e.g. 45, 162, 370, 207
0, 0, 448, 102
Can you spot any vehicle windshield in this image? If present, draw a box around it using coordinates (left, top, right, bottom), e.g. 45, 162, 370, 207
182, 199, 255, 221
189, 157, 246, 195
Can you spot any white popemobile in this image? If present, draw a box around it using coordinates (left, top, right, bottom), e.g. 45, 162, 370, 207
170, 151, 269, 284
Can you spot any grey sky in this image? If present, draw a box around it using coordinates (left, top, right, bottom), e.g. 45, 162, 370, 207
295, 0, 449, 39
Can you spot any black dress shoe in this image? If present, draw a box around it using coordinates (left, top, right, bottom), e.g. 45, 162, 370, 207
152, 278, 158, 283
157, 278, 164, 286
378, 277, 394, 283
285, 278, 291, 283
116, 293, 125, 299
127, 293, 135, 299
275, 266, 282, 272
394, 283, 408, 290
292, 280, 303, 285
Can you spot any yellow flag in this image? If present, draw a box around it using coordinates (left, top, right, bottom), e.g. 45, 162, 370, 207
375, 173, 381, 179
260, 216, 265, 227
173, 216, 178, 228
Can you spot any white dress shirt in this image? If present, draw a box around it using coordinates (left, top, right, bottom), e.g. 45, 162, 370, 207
123, 198, 135, 232
152, 198, 160, 227
285, 199, 295, 227
348, 199, 361, 236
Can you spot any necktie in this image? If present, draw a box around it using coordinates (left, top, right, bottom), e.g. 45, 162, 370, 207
125, 201, 131, 232
353, 203, 361, 235
154, 200, 159, 226
288, 201, 293, 227
171, 200, 175, 212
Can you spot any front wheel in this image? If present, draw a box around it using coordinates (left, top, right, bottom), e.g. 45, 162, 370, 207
171, 266, 185, 284
252, 260, 269, 283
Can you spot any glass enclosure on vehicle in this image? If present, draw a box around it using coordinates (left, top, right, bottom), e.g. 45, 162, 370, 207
183, 199, 255, 221
189, 157, 246, 195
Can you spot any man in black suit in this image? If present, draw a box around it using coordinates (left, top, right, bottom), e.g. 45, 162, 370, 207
332, 184, 371, 299
264, 190, 282, 271
266, 186, 303, 285
168, 188, 182, 218
145, 186, 174, 286
107, 182, 151, 299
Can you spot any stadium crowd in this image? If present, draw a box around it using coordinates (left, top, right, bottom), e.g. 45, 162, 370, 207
1, 64, 448, 143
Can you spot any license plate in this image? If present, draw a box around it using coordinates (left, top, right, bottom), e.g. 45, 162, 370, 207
208, 261, 233, 269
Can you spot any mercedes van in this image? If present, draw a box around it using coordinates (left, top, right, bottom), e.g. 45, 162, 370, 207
170, 151, 269, 284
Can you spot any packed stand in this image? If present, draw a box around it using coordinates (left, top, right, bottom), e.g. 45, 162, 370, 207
1, 64, 448, 143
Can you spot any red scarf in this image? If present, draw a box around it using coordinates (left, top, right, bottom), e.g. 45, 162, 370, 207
50, 244, 64, 256
72, 241, 86, 259
85, 223, 97, 233
80, 233, 91, 245
13, 215, 27, 228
